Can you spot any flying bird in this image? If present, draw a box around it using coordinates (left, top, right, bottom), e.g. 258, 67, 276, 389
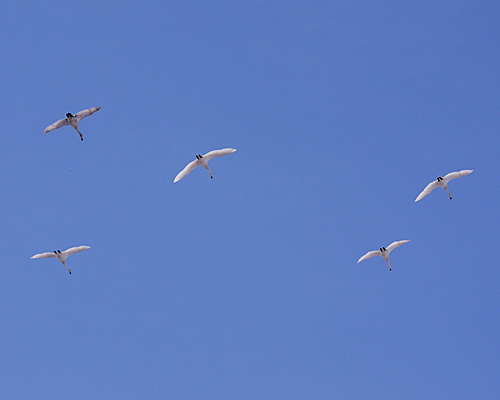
43, 107, 101, 140
357, 240, 410, 271
174, 148, 237, 183
415, 170, 473, 202
31, 246, 91, 274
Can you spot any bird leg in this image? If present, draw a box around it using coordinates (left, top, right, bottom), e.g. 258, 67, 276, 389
63, 261, 71, 275
207, 166, 213, 179
387, 259, 392, 271
76, 128, 84, 141
445, 187, 452, 199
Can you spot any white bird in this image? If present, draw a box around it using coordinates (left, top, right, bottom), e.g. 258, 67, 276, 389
31, 246, 91, 274
43, 107, 101, 141
415, 170, 473, 202
174, 148, 237, 183
357, 240, 410, 271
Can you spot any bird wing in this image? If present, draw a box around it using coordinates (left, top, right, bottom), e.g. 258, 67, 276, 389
386, 240, 410, 253
62, 246, 91, 257
202, 148, 237, 161
357, 250, 381, 263
415, 180, 440, 202
43, 118, 70, 134
443, 169, 473, 183
74, 107, 101, 122
31, 252, 57, 259
174, 160, 200, 183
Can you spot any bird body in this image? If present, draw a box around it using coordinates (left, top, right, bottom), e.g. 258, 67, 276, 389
415, 170, 473, 202
357, 240, 410, 271
43, 107, 101, 140
31, 246, 91, 274
174, 148, 236, 183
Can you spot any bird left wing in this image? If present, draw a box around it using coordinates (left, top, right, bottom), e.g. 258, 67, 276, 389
443, 169, 473, 183
174, 160, 200, 183
74, 107, 101, 122
415, 180, 439, 202
31, 252, 57, 259
202, 148, 237, 161
62, 246, 91, 257
386, 240, 410, 253
43, 118, 70, 134
357, 250, 381, 263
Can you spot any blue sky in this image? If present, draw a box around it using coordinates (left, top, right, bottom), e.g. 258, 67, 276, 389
1, 0, 499, 398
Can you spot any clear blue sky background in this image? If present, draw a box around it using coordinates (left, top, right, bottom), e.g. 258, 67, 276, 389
1, 1, 499, 398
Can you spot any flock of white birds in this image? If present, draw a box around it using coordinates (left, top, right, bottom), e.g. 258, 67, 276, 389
357, 169, 473, 270
31, 106, 473, 273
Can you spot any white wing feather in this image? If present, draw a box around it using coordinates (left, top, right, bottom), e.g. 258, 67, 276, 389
174, 160, 200, 183
74, 107, 101, 122
43, 118, 70, 134
202, 148, 237, 161
357, 250, 382, 263
31, 252, 57, 259
415, 180, 440, 202
443, 169, 473, 183
386, 240, 410, 253
62, 246, 91, 257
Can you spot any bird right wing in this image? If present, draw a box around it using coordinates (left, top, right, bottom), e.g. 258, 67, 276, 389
74, 107, 101, 122
415, 180, 440, 202
443, 169, 473, 183
202, 148, 237, 161
357, 250, 381, 263
43, 118, 70, 134
62, 246, 91, 257
31, 252, 57, 259
174, 160, 200, 183
386, 240, 410, 253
